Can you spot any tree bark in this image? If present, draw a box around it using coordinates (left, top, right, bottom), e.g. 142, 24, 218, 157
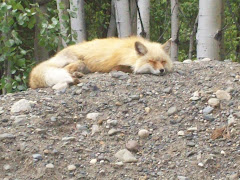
197, 0, 223, 60
34, 0, 49, 62
137, 0, 150, 39
107, 0, 117, 37
70, 0, 86, 43
130, 0, 137, 35
188, 14, 198, 59
56, 0, 69, 48
115, 0, 132, 38
171, 0, 179, 61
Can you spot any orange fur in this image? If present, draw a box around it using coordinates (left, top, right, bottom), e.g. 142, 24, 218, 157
29, 36, 172, 89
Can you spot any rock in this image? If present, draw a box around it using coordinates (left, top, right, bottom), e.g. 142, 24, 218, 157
167, 106, 178, 116
198, 162, 204, 167
163, 87, 172, 94
216, 90, 231, 101
145, 107, 151, 113
202, 106, 214, 114
115, 149, 137, 163
90, 159, 97, 164
106, 119, 118, 126
86, 113, 100, 120
3, 164, 11, 171
189, 96, 200, 101
228, 115, 236, 126
208, 98, 220, 107
203, 114, 215, 121
183, 59, 192, 64
186, 142, 195, 147
111, 71, 129, 80
62, 137, 76, 141
187, 127, 197, 132
130, 95, 140, 100
126, 140, 139, 152
67, 164, 76, 171
201, 58, 211, 62
91, 124, 100, 135
115, 162, 124, 166
32, 154, 43, 160
138, 129, 149, 138
0, 107, 4, 114
11, 99, 31, 113
12, 115, 28, 125
46, 163, 54, 169
0, 133, 15, 141
108, 128, 120, 136
177, 176, 190, 180
178, 131, 185, 136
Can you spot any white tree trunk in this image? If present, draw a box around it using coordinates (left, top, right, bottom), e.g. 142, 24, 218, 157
171, 0, 179, 61
197, 0, 223, 60
137, 0, 150, 39
115, 0, 132, 38
56, 0, 69, 47
70, 0, 86, 43
107, 0, 117, 37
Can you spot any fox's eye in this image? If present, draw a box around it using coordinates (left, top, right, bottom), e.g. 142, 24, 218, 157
149, 59, 156, 64
161, 61, 166, 65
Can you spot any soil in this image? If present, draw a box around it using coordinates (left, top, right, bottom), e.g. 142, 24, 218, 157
0, 60, 239, 180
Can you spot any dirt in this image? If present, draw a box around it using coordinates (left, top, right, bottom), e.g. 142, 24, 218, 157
0, 59, 239, 180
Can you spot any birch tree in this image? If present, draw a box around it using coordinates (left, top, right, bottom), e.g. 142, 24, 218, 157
137, 0, 150, 39
115, 0, 132, 38
56, 0, 69, 47
107, 0, 117, 37
171, 0, 179, 61
70, 0, 86, 43
196, 0, 223, 60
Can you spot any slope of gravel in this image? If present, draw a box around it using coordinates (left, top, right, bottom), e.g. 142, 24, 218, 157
0, 60, 239, 180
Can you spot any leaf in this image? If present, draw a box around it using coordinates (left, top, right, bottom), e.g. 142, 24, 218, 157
5, 39, 15, 47
211, 126, 227, 140
28, 16, 36, 29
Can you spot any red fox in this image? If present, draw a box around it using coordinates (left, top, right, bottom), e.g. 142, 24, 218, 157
29, 36, 172, 89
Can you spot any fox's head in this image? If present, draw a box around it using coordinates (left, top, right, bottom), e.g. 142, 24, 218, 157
134, 39, 172, 75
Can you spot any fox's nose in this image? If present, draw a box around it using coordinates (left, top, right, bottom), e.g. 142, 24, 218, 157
160, 69, 165, 74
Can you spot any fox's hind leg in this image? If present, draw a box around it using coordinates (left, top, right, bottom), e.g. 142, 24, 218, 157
64, 60, 91, 85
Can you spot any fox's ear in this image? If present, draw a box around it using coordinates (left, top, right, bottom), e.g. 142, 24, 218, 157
162, 38, 171, 55
135, 41, 148, 56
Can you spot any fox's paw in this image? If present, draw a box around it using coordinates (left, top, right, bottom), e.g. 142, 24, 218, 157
72, 72, 84, 78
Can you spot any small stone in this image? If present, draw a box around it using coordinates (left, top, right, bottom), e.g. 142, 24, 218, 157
186, 142, 195, 147
163, 87, 172, 94
62, 137, 76, 141
108, 128, 120, 136
145, 107, 151, 113
106, 119, 118, 126
178, 131, 185, 136
201, 58, 211, 62
138, 129, 149, 138
115, 149, 137, 163
90, 159, 97, 164
115, 162, 124, 166
3, 164, 11, 171
228, 115, 236, 126
226, 87, 234, 93
130, 95, 140, 100
67, 164, 76, 171
11, 99, 31, 113
189, 96, 200, 101
203, 106, 214, 114
115, 101, 123, 106
126, 140, 139, 152
167, 106, 178, 116
203, 114, 215, 121
220, 150, 226, 156
111, 71, 129, 80
35, 128, 47, 134
91, 124, 100, 135
46, 163, 54, 169
86, 113, 100, 120
187, 127, 197, 132
50, 116, 57, 122
198, 162, 204, 167
177, 176, 190, 180
183, 59, 192, 64
208, 98, 220, 107
216, 90, 231, 101
12, 115, 28, 125
32, 154, 43, 160
0, 107, 4, 114
0, 133, 15, 141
